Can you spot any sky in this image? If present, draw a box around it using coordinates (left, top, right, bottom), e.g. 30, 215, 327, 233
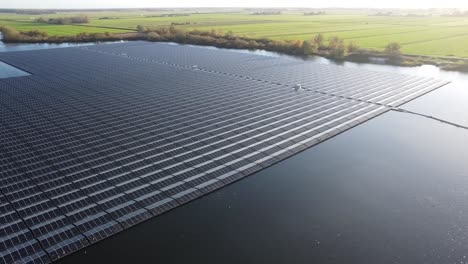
3, 0, 468, 9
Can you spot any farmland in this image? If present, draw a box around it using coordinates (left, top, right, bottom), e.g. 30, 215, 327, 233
2, 10, 468, 57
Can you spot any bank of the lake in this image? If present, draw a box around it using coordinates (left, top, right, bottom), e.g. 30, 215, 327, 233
0, 32, 127, 52
2, 28, 468, 73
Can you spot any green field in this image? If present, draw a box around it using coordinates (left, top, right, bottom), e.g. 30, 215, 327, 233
2, 10, 468, 57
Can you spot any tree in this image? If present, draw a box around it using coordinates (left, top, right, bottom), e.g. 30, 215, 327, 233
347, 42, 359, 53
293, 39, 303, 50
0, 26, 20, 41
224, 30, 234, 39
36, 17, 48, 23
232, 38, 249, 48
22, 30, 48, 38
42, 16, 89, 25
70, 16, 89, 24
385, 42, 402, 56
210, 29, 223, 37
147, 32, 160, 41
169, 24, 177, 34
75, 32, 89, 40
328, 36, 347, 59
302, 40, 318, 55
313, 33, 324, 48
247, 40, 259, 49
136, 25, 146, 32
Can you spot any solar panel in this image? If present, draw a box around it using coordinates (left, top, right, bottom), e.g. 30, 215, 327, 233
0, 42, 449, 263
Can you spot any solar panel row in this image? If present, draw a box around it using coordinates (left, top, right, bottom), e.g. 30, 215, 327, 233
82, 42, 447, 108
0, 42, 448, 264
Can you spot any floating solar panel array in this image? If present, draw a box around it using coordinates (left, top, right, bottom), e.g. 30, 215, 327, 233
0, 42, 449, 264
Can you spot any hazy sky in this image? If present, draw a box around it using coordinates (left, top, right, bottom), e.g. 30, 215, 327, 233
3, 0, 468, 9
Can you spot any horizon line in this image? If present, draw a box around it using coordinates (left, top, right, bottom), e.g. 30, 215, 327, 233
1, 7, 466, 10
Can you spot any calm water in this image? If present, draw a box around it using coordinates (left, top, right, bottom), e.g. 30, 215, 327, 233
0, 32, 124, 52
0, 61, 30, 78
60, 111, 468, 264
1, 39, 468, 264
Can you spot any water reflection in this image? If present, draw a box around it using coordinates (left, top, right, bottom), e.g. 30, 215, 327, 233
223, 45, 467, 81
0, 61, 30, 78
0, 32, 124, 52
246, 48, 468, 82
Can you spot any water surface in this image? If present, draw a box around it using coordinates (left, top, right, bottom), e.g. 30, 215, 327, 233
0, 33, 124, 52
1, 39, 467, 264
58, 111, 468, 264
0, 61, 30, 78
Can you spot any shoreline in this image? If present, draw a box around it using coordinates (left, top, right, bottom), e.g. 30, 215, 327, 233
2, 31, 468, 73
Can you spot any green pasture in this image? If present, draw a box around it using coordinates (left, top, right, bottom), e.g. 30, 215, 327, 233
0, 20, 130, 36
2, 11, 468, 57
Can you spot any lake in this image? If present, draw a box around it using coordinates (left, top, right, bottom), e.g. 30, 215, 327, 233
1, 38, 468, 264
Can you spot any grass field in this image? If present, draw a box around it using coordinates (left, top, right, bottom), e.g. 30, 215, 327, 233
2, 10, 468, 57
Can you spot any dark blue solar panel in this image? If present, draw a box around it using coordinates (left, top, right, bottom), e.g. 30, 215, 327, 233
0, 42, 448, 263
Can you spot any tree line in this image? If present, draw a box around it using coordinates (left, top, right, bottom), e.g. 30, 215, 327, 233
35, 16, 89, 25
0, 26, 123, 42
251, 11, 282, 15
140, 25, 368, 59
304, 11, 326, 16
0, 24, 402, 59
142, 26, 402, 58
